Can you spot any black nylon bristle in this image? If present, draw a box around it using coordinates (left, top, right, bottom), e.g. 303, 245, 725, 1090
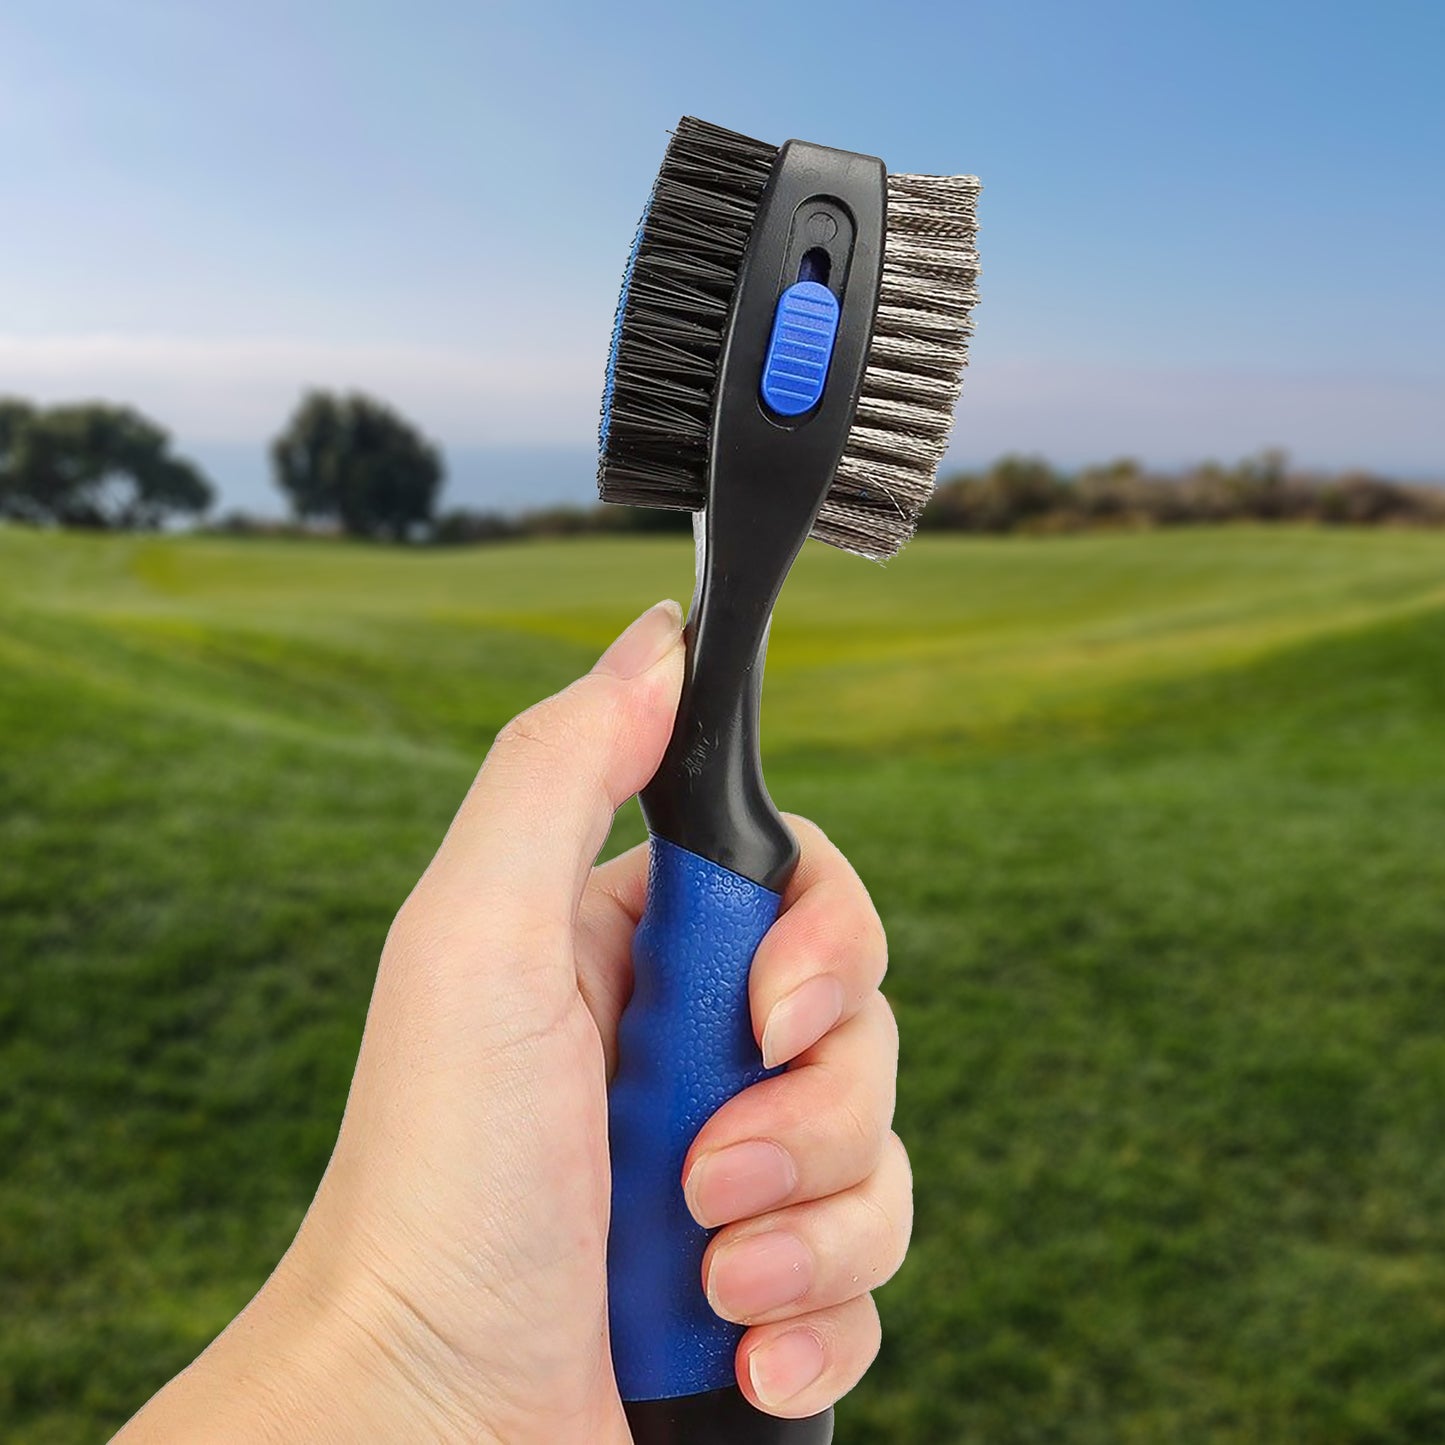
597, 117, 778, 510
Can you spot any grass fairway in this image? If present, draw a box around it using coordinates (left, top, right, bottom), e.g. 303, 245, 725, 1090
4, 523, 1445, 1443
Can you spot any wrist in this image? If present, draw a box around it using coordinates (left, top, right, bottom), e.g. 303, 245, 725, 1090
117, 1231, 504, 1445
257, 1232, 507, 1445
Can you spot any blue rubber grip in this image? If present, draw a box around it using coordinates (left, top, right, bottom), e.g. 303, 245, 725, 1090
607, 836, 783, 1400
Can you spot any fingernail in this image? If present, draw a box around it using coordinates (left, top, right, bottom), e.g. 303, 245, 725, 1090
761, 976, 846, 1069
684, 1140, 796, 1228
706, 1230, 813, 1322
748, 1327, 826, 1409
594, 600, 683, 679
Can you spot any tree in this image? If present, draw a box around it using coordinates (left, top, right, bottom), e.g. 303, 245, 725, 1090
979, 454, 1065, 530
0, 400, 213, 528
271, 391, 444, 541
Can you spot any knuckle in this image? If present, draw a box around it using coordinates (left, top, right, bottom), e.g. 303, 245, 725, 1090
831, 891, 888, 982
384, 884, 452, 966
852, 1158, 912, 1279
883, 1129, 914, 1194
783, 812, 826, 847
492, 698, 566, 756
835, 1081, 886, 1162
866, 1198, 911, 1287
823, 1294, 882, 1380
866, 989, 899, 1048
859, 1294, 883, 1363
853, 1182, 896, 1255
864, 913, 889, 982
854, 992, 901, 1088
489, 676, 623, 804
810, 1050, 891, 1164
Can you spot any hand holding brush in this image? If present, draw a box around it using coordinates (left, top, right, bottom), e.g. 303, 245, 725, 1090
115, 603, 909, 1443
118, 114, 977, 1445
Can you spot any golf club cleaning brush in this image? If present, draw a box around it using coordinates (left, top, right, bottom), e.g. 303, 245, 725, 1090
599, 117, 979, 1445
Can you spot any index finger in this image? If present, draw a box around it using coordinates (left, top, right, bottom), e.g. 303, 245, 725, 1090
750, 815, 888, 1069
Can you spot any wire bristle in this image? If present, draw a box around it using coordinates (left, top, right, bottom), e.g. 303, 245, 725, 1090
597, 117, 778, 510
819, 173, 981, 559
599, 123, 980, 562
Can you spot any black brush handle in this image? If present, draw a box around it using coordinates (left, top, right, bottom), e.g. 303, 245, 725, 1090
607, 140, 884, 1445
641, 139, 886, 886
627, 1388, 834, 1443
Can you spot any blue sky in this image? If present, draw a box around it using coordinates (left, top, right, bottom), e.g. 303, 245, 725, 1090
1, 0, 1441, 510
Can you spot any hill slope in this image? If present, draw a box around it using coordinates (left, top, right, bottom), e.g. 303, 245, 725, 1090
3, 526, 1445, 1442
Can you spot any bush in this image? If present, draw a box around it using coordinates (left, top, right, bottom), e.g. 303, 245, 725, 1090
433, 509, 523, 545
921, 452, 1445, 536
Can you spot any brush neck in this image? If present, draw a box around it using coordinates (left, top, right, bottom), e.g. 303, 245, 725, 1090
639, 142, 886, 889
639, 498, 798, 891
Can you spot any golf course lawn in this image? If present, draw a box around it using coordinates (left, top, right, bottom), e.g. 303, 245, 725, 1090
3, 523, 1445, 1442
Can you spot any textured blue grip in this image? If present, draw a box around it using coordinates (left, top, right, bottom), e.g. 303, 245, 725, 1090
607, 837, 783, 1400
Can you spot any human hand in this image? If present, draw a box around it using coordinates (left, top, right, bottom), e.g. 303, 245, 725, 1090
117, 600, 911, 1444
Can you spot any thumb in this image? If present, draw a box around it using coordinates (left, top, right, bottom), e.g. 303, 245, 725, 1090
417, 599, 684, 937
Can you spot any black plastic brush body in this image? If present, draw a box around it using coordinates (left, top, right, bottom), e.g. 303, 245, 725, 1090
599, 118, 979, 1443
644, 140, 885, 890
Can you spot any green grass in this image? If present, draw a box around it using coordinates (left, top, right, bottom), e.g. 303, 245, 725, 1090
4, 524, 1445, 1443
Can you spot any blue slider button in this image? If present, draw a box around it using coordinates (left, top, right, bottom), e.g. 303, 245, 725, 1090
759, 280, 840, 417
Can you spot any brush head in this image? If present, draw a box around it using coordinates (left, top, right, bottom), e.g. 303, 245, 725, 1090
598, 117, 980, 560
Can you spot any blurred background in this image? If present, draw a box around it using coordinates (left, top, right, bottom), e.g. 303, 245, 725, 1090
2, 2, 1444, 1441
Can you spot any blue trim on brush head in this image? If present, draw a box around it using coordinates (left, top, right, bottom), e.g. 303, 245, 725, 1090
600, 194, 653, 452
607, 836, 783, 1400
